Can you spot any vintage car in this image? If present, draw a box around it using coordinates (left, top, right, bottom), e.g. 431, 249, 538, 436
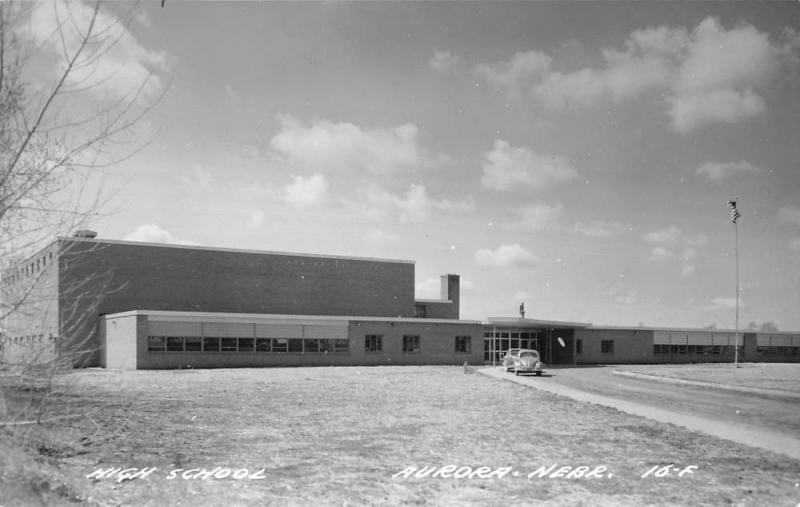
512, 349, 543, 376
501, 348, 521, 371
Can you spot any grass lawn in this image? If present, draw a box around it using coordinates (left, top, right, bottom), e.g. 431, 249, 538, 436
615, 363, 800, 393
1, 366, 799, 506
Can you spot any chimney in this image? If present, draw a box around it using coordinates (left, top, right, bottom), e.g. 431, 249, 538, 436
440, 274, 460, 319
73, 229, 97, 239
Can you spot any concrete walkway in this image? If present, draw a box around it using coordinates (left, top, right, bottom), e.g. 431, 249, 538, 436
611, 369, 800, 401
478, 366, 800, 462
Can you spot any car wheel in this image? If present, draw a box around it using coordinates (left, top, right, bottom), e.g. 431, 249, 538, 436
515, 370, 519, 376
536, 371, 542, 376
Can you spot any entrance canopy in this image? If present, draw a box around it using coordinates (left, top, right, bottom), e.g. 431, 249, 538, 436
483, 317, 592, 365
486, 317, 592, 330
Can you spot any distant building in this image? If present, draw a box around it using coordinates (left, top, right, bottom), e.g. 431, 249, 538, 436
1, 233, 798, 369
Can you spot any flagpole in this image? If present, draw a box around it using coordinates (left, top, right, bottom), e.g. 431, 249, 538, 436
734, 217, 740, 368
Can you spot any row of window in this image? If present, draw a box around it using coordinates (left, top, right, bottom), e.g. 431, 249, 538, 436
366, 334, 471, 353
148, 335, 474, 354
757, 346, 800, 355
483, 332, 541, 339
148, 336, 349, 354
0, 334, 56, 344
1, 251, 54, 286
653, 344, 744, 355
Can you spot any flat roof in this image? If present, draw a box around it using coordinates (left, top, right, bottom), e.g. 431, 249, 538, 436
57, 236, 415, 265
102, 310, 482, 326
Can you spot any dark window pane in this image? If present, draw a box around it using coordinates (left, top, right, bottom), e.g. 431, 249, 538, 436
184, 337, 202, 351
166, 337, 183, 352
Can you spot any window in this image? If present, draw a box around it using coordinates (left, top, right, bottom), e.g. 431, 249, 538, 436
601, 340, 614, 354
402, 335, 420, 352
365, 334, 382, 352
305, 339, 319, 353
576, 339, 583, 355
455, 336, 471, 353
166, 337, 184, 352
678, 345, 687, 354
148, 336, 166, 352
334, 339, 349, 353
255, 338, 271, 352
238, 338, 254, 352
318, 339, 332, 353
273, 338, 288, 353
184, 337, 202, 351
221, 338, 237, 351
204, 337, 220, 352
288, 338, 303, 353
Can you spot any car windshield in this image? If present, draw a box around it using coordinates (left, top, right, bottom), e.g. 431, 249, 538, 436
519, 351, 538, 358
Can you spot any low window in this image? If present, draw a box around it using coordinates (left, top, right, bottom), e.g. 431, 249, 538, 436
319, 339, 333, 353
184, 337, 202, 352
334, 339, 349, 353
288, 338, 303, 353
221, 338, 237, 351
148, 336, 166, 352
601, 340, 614, 354
166, 337, 184, 352
678, 345, 687, 354
455, 336, 471, 353
402, 335, 420, 352
273, 339, 288, 353
305, 339, 320, 353
365, 334, 382, 352
238, 338, 254, 352
255, 338, 271, 352
204, 337, 220, 352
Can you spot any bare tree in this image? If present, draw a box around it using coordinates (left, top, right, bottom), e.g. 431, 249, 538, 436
0, 0, 166, 405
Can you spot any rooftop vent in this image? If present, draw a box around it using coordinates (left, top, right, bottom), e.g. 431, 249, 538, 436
73, 229, 97, 239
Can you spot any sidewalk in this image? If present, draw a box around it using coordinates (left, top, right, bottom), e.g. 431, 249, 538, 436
478, 366, 800, 461
611, 369, 800, 402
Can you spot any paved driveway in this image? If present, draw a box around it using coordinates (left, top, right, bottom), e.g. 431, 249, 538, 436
479, 365, 800, 461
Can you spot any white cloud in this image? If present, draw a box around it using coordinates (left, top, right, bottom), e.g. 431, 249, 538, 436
475, 50, 552, 93
358, 184, 473, 224
246, 209, 264, 228
481, 140, 578, 191
429, 49, 462, 72
574, 221, 630, 237
696, 161, 760, 180
475, 244, 539, 268
269, 115, 431, 175
510, 203, 565, 231
614, 289, 641, 306
27, 0, 172, 102
365, 229, 399, 244
416, 277, 443, 299
669, 89, 766, 133
777, 206, 800, 226
475, 17, 791, 132
707, 296, 744, 311
123, 224, 197, 245
642, 225, 681, 246
180, 167, 215, 191
650, 246, 677, 261
283, 174, 328, 208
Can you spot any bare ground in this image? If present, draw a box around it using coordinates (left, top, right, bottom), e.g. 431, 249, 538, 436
1, 366, 799, 506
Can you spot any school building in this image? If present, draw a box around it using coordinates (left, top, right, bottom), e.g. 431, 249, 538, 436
1, 232, 798, 369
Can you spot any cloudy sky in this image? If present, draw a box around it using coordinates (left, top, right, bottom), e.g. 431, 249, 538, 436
22, 1, 800, 329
